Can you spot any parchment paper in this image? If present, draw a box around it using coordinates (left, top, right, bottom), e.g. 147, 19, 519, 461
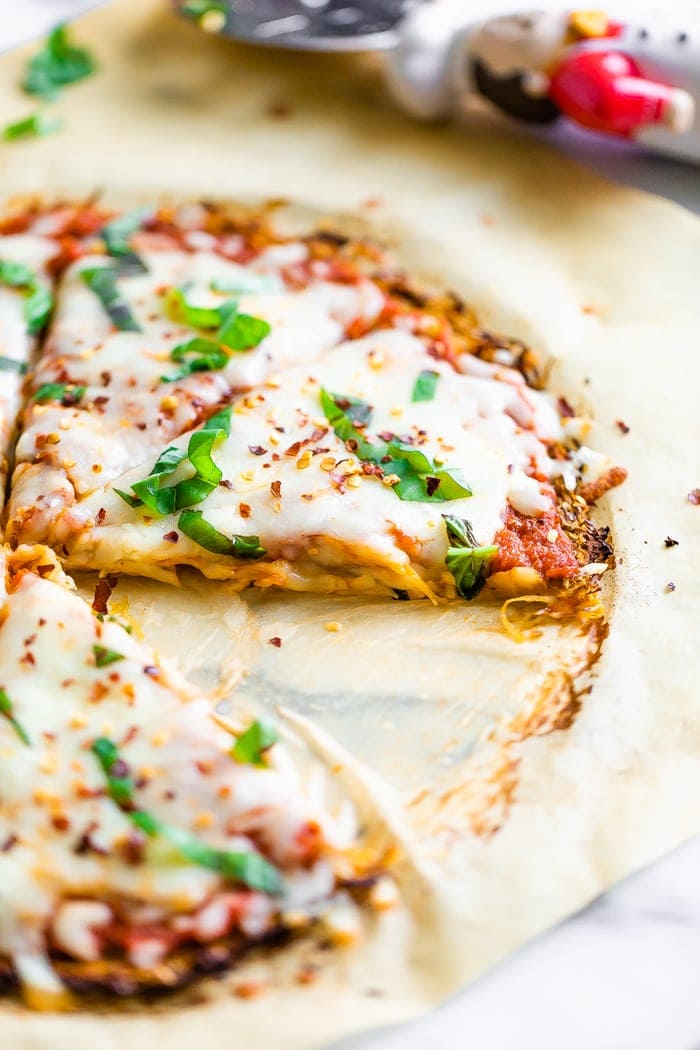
0, 3, 699, 1047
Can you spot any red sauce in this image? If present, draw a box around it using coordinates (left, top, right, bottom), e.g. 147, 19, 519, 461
491, 504, 579, 580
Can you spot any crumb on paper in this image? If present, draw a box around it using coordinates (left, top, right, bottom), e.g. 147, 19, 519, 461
664, 537, 679, 548
269, 636, 282, 648
665, 581, 676, 593
615, 419, 630, 435
688, 488, 700, 505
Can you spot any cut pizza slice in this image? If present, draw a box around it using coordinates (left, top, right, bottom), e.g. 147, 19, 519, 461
0, 545, 384, 1007
7, 202, 385, 544
47, 327, 624, 600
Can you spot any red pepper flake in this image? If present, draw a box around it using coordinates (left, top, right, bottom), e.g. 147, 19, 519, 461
285, 441, 302, 457
557, 396, 575, 418
310, 427, 328, 442
163, 530, 179, 543
38, 618, 46, 627
92, 575, 118, 615
269, 636, 282, 648
143, 665, 161, 678
95, 507, 107, 526
615, 420, 630, 435
301, 493, 314, 502
220, 479, 234, 489
665, 581, 676, 593
270, 480, 282, 499
100, 370, 111, 387
239, 503, 251, 519
51, 814, 71, 832
248, 445, 267, 456
688, 489, 700, 505
664, 536, 679, 548
579, 466, 628, 504
73, 822, 107, 856
136, 422, 147, 431
1, 833, 18, 853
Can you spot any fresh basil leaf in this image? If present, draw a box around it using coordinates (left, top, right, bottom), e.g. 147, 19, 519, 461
118, 410, 232, 514
217, 310, 271, 351
161, 337, 228, 383
23, 23, 96, 101
93, 644, 125, 668
411, 370, 440, 403
32, 382, 85, 405
92, 736, 283, 894
24, 281, 53, 333
178, 509, 266, 559
211, 272, 283, 295
320, 388, 472, 503
166, 286, 234, 329
166, 286, 269, 353
0, 260, 54, 334
0, 356, 27, 374
92, 736, 135, 805
131, 446, 188, 515
0, 687, 30, 746
101, 207, 151, 274
115, 488, 141, 509
232, 720, 277, 767
81, 266, 142, 332
442, 514, 498, 601
3, 111, 62, 141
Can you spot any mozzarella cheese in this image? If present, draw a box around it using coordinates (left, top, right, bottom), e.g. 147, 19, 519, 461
8, 246, 383, 544
0, 547, 359, 1000
54, 328, 570, 596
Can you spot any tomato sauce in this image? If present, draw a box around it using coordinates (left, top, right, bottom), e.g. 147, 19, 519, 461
492, 505, 579, 580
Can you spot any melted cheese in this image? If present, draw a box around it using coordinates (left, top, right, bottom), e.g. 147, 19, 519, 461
9, 246, 383, 543
0, 548, 357, 994
56, 329, 568, 594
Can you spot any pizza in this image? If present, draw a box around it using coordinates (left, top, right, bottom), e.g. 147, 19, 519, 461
4, 200, 625, 604
0, 544, 384, 1008
0, 198, 628, 1008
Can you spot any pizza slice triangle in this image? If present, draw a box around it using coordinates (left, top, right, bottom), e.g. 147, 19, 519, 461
0, 545, 383, 1007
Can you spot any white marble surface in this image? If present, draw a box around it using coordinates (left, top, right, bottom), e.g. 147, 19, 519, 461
3, 5, 700, 1049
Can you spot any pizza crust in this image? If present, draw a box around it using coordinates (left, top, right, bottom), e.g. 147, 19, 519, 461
0, 1, 697, 1046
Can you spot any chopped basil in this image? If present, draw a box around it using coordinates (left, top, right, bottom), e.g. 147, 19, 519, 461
178, 509, 267, 559
166, 285, 271, 354
3, 111, 63, 141
232, 720, 277, 767
161, 337, 229, 383
217, 310, 271, 351
0, 357, 27, 374
116, 408, 232, 515
92, 736, 283, 894
0, 259, 53, 334
0, 688, 30, 746
320, 388, 472, 503
92, 737, 133, 804
32, 382, 85, 405
93, 644, 125, 668
411, 370, 440, 403
442, 514, 498, 601
100, 207, 152, 274
81, 266, 141, 332
23, 23, 96, 101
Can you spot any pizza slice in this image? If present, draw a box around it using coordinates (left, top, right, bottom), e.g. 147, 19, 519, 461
46, 326, 624, 600
0, 545, 384, 1007
7, 202, 384, 545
